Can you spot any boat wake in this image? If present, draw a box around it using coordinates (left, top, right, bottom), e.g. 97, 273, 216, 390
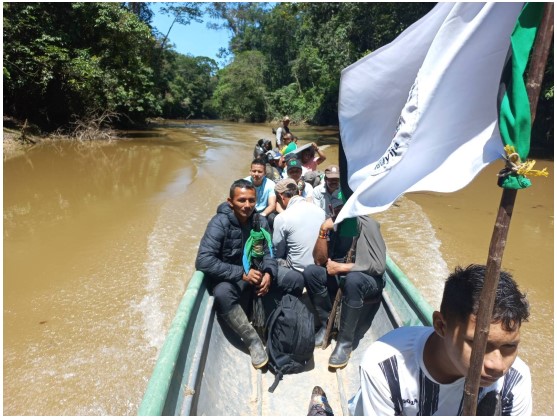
375, 196, 449, 309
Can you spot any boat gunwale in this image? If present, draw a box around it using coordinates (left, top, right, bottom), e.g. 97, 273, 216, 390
139, 255, 434, 416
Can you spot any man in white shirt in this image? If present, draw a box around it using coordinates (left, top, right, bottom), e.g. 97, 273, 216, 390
272, 178, 325, 296
349, 264, 532, 416
312, 165, 340, 216
275, 115, 290, 149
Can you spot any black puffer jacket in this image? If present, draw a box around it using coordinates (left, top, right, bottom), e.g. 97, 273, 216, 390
195, 202, 277, 285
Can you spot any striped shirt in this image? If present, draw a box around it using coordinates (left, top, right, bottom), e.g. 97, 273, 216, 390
349, 326, 532, 416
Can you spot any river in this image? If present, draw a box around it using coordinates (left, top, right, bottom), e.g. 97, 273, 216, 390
3, 120, 553, 415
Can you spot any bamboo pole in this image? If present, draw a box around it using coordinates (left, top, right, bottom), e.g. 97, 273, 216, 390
461, 3, 553, 415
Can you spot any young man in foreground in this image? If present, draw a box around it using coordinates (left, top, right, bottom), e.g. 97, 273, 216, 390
349, 264, 532, 415
196, 179, 286, 369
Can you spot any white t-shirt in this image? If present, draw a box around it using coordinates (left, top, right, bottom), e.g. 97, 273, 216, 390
272, 196, 325, 271
349, 326, 532, 416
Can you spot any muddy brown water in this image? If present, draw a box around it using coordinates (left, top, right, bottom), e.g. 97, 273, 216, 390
3, 120, 553, 415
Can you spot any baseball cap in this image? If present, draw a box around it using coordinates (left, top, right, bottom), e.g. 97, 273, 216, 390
275, 178, 297, 193
266, 150, 282, 160
286, 158, 303, 172
324, 165, 340, 179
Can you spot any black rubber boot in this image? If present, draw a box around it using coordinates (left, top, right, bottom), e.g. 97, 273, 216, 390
328, 300, 362, 368
309, 289, 332, 347
221, 304, 268, 369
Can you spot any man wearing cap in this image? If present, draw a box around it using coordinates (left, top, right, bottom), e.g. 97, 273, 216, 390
281, 158, 314, 209
264, 150, 283, 183
275, 116, 291, 149
313, 165, 340, 217
303, 190, 387, 369
272, 178, 326, 295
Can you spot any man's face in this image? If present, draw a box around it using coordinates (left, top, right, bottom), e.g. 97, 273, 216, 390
438, 313, 520, 387
325, 177, 340, 192
249, 164, 265, 186
287, 167, 302, 182
227, 187, 256, 224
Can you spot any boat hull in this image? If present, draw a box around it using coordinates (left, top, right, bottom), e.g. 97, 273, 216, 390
139, 256, 433, 416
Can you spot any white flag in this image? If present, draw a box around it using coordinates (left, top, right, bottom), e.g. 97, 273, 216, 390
336, 2, 524, 224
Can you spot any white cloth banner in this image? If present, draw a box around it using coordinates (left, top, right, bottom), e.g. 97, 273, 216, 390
336, 2, 524, 224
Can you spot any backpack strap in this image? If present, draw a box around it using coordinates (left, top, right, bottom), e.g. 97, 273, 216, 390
268, 371, 283, 393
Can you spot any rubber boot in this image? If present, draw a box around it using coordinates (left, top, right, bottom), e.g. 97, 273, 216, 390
221, 305, 268, 369
328, 300, 362, 368
309, 289, 332, 347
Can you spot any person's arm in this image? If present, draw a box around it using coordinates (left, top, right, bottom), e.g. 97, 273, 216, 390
313, 218, 333, 266
261, 193, 276, 217
312, 142, 327, 165
276, 127, 282, 148
195, 216, 244, 282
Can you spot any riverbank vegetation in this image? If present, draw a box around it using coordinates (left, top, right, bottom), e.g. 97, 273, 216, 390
3, 2, 553, 154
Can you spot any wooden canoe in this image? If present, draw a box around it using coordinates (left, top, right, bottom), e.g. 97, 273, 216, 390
138, 255, 433, 416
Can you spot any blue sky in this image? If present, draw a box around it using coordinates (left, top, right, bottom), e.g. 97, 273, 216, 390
150, 4, 232, 66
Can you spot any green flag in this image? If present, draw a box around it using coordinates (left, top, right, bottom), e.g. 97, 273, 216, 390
498, 2, 547, 189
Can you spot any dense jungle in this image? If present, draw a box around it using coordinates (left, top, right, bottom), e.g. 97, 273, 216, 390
3, 2, 553, 155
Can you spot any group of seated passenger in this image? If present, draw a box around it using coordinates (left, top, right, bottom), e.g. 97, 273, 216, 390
195, 142, 533, 416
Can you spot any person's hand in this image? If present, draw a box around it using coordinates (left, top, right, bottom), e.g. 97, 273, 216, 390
321, 218, 334, 231
312, 142, 318, 150
326, 258, 343, 276
243, 269, 263, 286
256, 273, 272, 296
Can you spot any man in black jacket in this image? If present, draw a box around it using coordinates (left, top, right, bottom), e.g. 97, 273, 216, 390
195, 179, 284, 369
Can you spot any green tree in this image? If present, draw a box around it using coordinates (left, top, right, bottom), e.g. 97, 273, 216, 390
212, 51, 267, 122
160, 52, 218, 119
3, 2, 159, 129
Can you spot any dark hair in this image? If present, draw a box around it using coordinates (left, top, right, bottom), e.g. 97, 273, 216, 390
251, 157, 267, 167
440, 264, 529, 331
229, 179, 255, 199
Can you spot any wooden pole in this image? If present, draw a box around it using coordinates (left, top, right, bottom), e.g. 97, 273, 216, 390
461, 3, 553, 415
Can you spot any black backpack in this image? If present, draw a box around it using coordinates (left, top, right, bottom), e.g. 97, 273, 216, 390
266, 294, 315, 392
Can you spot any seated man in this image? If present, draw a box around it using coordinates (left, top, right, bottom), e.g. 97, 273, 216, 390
349, 264, 532, 416
276, 158, 314, 214
312, 165, 340, 216
253, 138, 272, 159
303, 191, 387, 369
244, 158, 276, 218
195, 179, 289, 369
272, 178, 326, 296
264, 150, 283, 183
280, 133, 297, 155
